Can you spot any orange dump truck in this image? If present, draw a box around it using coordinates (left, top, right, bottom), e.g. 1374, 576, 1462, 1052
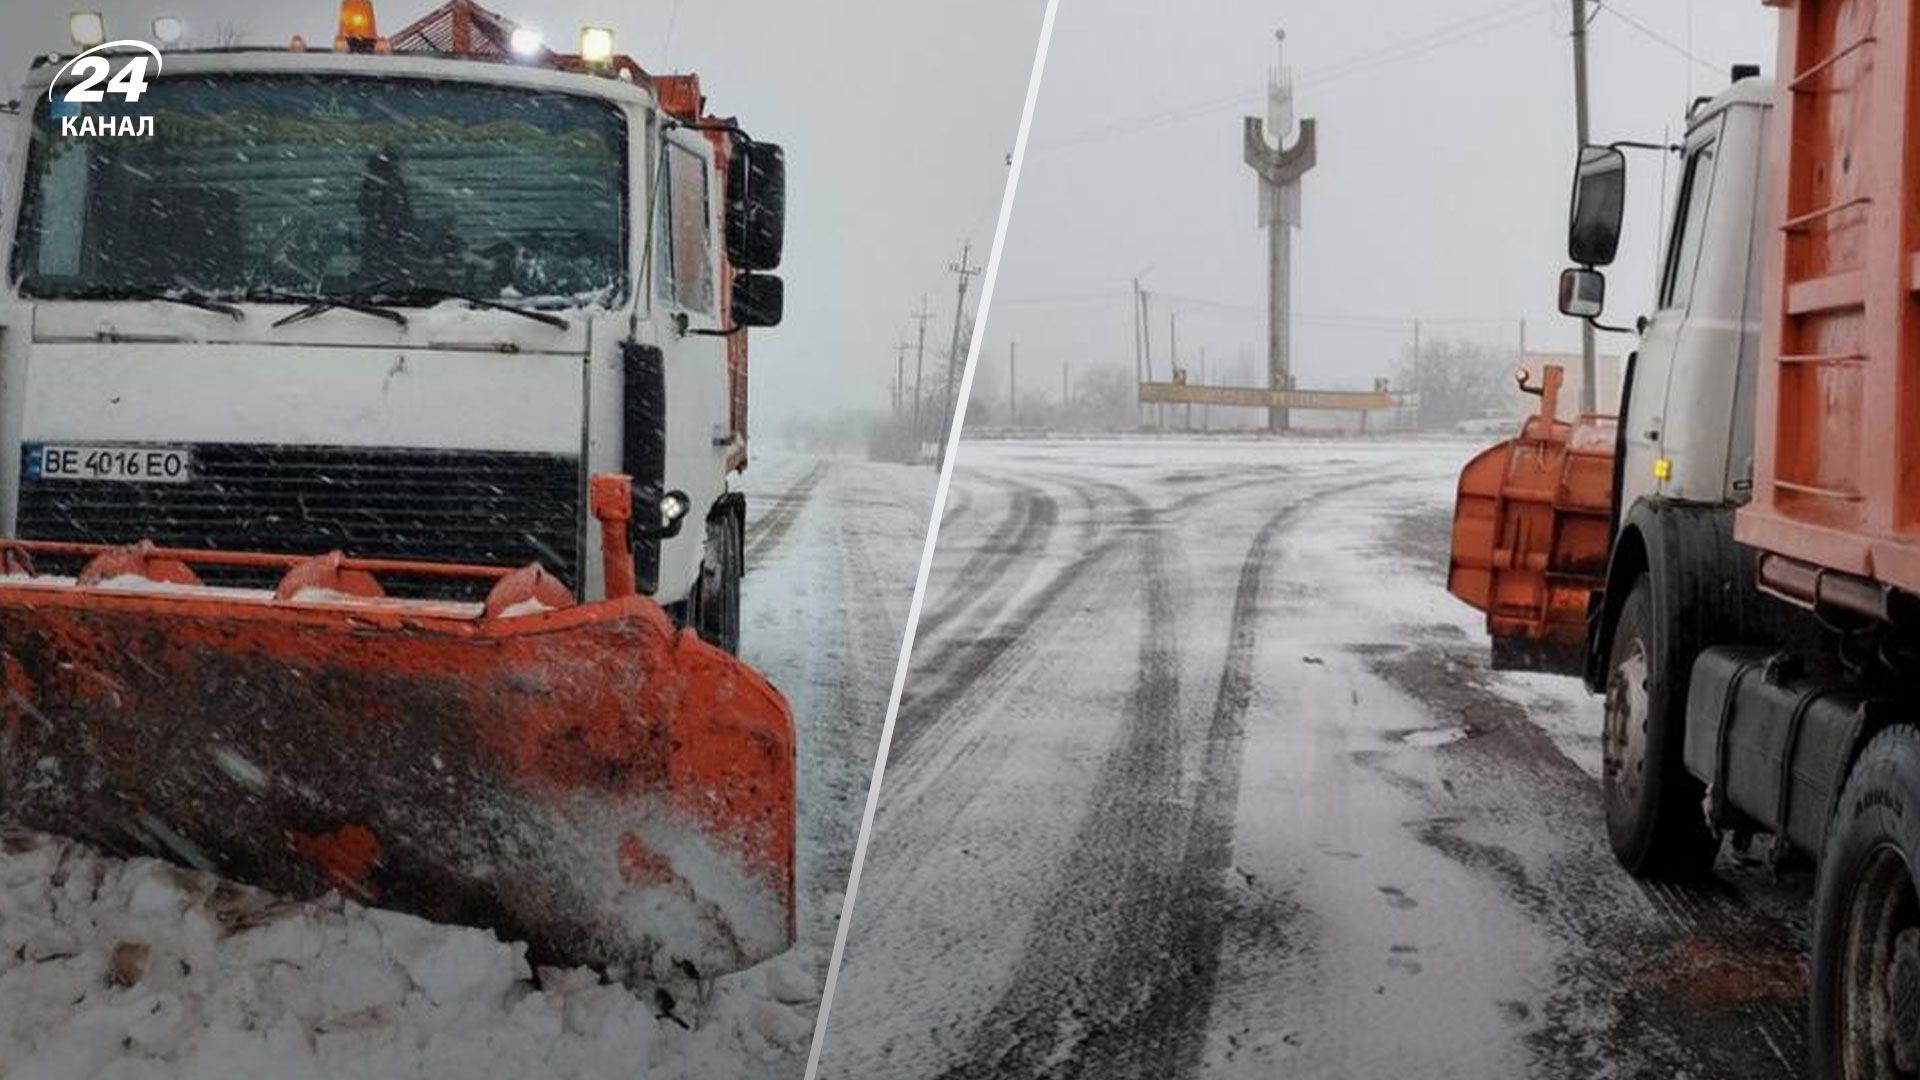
1450, 1, 1920, 1070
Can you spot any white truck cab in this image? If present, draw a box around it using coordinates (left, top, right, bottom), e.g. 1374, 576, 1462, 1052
0, 39, 784, 650
1608, 76, 1773, 510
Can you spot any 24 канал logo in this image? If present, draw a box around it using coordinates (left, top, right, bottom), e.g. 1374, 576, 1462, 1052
49, 41, 162, 138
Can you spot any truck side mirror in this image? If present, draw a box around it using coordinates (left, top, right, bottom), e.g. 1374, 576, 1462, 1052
1559, 266, 1606, 319
733, 272, 783, 328
1569, 145, 1626, 267
727, 141, 785, 271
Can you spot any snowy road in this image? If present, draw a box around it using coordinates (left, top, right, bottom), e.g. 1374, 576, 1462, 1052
0, 452, 931, 1080
819, 437, 1812, 1080
737, 453, 935, 960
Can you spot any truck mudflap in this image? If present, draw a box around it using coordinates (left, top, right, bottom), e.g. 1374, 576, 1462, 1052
0, 486, 795, 980
1447, 365, 1617, 674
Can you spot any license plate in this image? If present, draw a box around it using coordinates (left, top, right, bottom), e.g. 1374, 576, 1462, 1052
30, 444, 193, 484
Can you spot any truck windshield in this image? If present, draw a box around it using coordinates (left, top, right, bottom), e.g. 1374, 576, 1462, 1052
11, 73, 627, 307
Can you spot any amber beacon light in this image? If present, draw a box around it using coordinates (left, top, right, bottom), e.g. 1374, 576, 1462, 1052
334, 0, 388, 53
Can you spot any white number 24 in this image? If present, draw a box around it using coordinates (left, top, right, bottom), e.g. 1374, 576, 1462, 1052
63, 57, 150, 104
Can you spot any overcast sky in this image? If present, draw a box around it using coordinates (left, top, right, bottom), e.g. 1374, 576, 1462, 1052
0, 0, 1045, 428
973, 0, 1778, 413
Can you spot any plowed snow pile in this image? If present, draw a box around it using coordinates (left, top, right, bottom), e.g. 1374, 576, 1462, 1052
0, 830, 820, 1079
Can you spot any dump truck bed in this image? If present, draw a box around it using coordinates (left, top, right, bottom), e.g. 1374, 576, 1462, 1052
1737, 0, 1920, 594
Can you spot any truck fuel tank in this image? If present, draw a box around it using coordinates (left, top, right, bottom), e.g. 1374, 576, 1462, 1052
1682, 646, 1880, 858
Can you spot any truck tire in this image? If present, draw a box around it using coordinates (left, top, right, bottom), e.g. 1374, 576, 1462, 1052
1602, 577, 1719, 877
1811, 725, 1920, 1080
689, 510, 742, 655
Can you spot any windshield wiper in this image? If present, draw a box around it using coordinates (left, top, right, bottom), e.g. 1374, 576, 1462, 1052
251, 288, 408, 329
373, 285, 571, 330
48, 285, 244, 320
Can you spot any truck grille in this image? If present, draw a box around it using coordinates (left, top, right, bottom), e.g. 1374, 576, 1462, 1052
14, 444, 582, 598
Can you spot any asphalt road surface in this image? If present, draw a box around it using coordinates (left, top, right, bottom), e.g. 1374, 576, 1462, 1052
738, 452, 934, 955
817, 436, 1812, 1080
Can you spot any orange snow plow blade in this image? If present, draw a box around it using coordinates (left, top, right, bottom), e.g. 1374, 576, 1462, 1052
0, 486, 793, 978
1447, 364, 1616, 674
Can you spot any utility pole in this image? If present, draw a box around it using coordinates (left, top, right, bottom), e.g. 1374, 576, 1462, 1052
894, 337, 911, 418
1570, 0, 1597, 413
1141, 290, 1155, 429
1008, 340, 1017, 430
1062, 361, 1069, 411
910, 297, 934, 451
1140, 291, 1155, 377
1132, 275, 1148, 427
1172, 312, 1190, 430
1413, 318, 1423, 425
938, 241, 982, 468
1200, 346, 1209, 431
1245, 28, 1317, 433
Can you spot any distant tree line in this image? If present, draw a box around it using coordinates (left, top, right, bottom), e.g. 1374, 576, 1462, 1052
779, 333, 1520, 458
1394, 336, 1523, 430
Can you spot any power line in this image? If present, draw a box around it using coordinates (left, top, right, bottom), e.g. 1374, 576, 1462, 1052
1293, 4, 1547, 93
1593, 1, 1721, 74
659, 0, 683, 67
991, 289, 1133, 308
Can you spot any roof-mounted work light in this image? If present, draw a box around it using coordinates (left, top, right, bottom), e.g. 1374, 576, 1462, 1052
68, 11, 107, 48
510, 26, 543, 57
579, 26, 615, 66
152, 16, 185, 46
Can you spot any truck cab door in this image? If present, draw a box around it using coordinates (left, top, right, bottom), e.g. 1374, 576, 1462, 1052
647, 128, 731, 601
1621, 115, 1724, 504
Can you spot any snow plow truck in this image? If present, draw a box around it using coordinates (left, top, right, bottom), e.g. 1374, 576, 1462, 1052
0, 0, 793, 979
1449, 0, 1920, 1071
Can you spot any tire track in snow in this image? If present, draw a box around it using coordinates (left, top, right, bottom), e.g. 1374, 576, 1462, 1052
936, 490, 1185, 1080
850, 478, 1141, 933
1123, 478, 1387, 1077
937, 476, 1385, 1080
918, 477, 1057, 641
796, 484, 887, 930
941, 483, 975, 532
745, 461, 829, 567
886, 478, 1135, 763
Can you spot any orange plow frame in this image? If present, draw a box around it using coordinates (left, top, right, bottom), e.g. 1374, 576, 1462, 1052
1448, 365, 1618, 673
0, 474, 794, 977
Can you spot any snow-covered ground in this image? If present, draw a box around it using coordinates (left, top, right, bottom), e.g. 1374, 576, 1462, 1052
734, 452, 939, 985
0, 452, 933, 1079
819, 436, 1812, 1080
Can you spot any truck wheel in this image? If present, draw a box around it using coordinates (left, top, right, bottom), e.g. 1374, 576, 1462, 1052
689, 511, 742, 655
1811, 726, 1920, 1080
1602, 578, 1718, 877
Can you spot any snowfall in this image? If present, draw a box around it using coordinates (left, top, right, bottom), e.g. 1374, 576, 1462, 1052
0, 451, 933, 1080
818, 435, 1814, 1080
